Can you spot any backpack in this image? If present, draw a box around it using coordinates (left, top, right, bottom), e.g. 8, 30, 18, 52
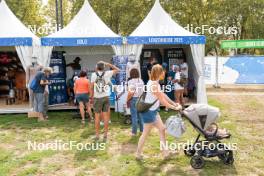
95, 72, 106, 93
30, 78, 38, 92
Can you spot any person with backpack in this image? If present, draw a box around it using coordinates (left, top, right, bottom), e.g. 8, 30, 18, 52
90, 61, 120, 141
30, 67, 52, 122
136, 64, 182, 160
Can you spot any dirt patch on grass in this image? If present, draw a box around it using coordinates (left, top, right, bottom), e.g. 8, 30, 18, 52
39, 153, 81, 176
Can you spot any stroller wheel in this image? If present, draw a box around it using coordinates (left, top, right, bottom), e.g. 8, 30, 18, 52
190, 155, 205, 169
124, 116, 132, 125
184, 145, 196, 157
219, 150, 234, 165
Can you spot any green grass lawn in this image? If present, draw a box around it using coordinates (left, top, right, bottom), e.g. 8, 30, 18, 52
0, 95, 264, 176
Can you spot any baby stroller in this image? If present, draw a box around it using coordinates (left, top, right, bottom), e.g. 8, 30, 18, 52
182, 104, 234, 169
114, 86, 132, 125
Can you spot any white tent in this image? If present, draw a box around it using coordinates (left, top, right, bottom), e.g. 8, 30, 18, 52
0, 0, 52, 68
41, 0, 123, 87
124, 0, 207, 103
41, 0, 122, 46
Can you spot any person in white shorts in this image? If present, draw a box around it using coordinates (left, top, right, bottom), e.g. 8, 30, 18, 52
173, 65, 184, 105
180, 62, 188, 96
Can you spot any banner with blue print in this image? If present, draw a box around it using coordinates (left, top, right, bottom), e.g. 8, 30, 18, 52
48, 79, 68, 105
112, 55, 128, 85
204, 56, 264, 84
0, 37, 32, 46
49, 51, 68, 105
127, 36, 206, 45
41, 37, 123, 46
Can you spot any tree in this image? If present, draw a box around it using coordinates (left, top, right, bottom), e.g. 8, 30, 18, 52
70, 0, 153, 35
5, 0, 45, 36
42, 0, 72, 32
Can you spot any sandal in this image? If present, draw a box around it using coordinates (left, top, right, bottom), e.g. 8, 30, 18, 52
81, 119, 85, 126
135, 154, 143, 160
103, 135, 108, 142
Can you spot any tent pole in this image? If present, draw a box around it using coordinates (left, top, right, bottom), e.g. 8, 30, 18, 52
55, 0, 60, 31
214, 46, 220, 88
60, 0, 64, 29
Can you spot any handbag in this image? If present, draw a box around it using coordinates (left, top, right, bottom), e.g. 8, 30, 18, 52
165, 115, 186, 138
30, 78, 38, 92
136, 91, 158, 113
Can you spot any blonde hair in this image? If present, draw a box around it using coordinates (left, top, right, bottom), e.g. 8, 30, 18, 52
150, 64, 163, 81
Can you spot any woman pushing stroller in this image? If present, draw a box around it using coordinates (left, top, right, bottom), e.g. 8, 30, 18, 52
136, 64, 182, 160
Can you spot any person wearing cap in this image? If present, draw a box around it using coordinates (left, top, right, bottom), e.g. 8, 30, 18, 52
66, 57, 82, 76
90, 61, 120, 141
32, 67, 52, 121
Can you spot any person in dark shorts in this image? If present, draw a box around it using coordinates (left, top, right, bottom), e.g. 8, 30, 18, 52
74, 70, 93, 125
90, 61, 120, 141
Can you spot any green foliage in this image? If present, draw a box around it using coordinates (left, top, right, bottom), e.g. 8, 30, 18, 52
3, 0, 264, 55
42, 0, 72, 29
70, 0, 153, 35
1, 96, 264, 175
5, 0, 45, 36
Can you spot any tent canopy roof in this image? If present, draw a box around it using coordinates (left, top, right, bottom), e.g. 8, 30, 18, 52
0, 0, 37, 46
42, 0, 122, 46
128, 0, 205, 45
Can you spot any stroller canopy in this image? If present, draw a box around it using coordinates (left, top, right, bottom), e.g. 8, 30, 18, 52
183, 104, 220, 130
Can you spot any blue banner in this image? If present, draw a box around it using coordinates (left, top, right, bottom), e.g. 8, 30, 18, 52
112, 56, 128, 85
127, 36, 206, 45
41, 37, 123, 46
0, 37, 32, 46
49, 51, 68, 105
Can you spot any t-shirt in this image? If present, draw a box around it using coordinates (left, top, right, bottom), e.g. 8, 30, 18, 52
74, 78, 90, 94
91, 71, 114, 98
174, 72, 184, 90
33, 72, 48, 93
127, 78, 144, 97
126, 62, 141, 80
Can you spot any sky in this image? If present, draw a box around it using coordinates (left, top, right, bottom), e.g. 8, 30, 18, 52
42, 0, 48, 6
